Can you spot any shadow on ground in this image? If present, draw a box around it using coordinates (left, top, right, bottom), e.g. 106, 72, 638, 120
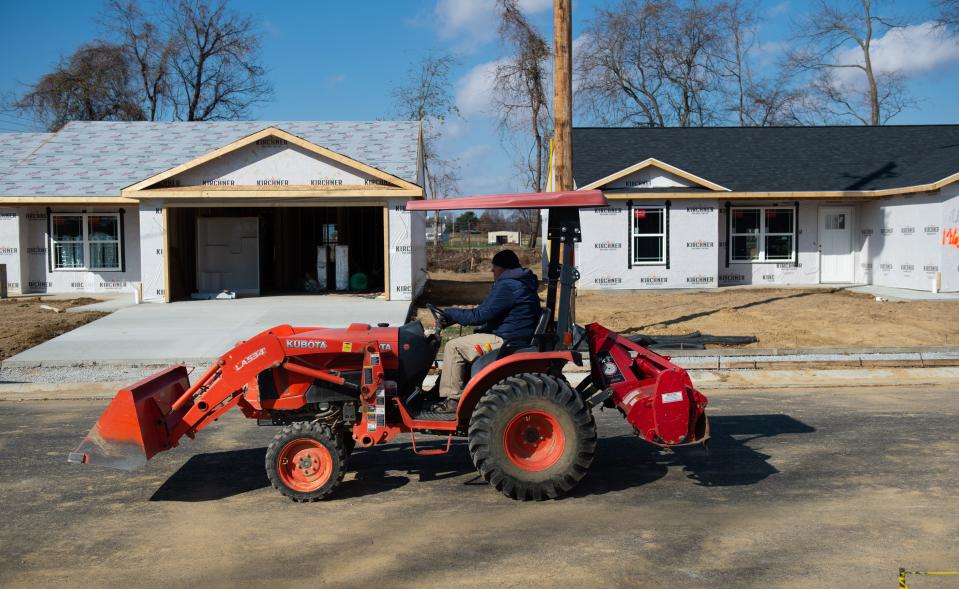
570, 413, 814, 497
622, 289, 839, 333
674, 414, 815, 487
150, 414, 815, 502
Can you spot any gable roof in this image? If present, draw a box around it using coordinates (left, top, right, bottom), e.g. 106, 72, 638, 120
0, 120, 420, 197
572, 125, 959, 194
124, 126, 420, 195
580, 157, 730, 191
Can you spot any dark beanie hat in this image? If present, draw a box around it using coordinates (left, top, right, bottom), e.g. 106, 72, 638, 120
492, 249, 521, 269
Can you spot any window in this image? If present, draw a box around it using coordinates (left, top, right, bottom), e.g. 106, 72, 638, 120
824, 213, 845, 230
632, 206, 666, 264
730, 207, 794, 262
51, 213, 122, 271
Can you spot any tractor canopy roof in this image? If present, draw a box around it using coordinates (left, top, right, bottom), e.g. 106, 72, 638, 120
405, 190, 606, 211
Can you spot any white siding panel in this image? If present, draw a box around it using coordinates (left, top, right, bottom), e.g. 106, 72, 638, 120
171, 142, 392, 187
410, 208, 427, 297
938, 184, 959, 292
858, 193, 943, 291
138, 201, 166, 302
0, 208, 21, 294
387, 199, 413, 300
577, 199, 718, 290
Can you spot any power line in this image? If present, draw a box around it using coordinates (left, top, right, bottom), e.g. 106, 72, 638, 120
0, 120, 37, 131
0, 115, 39, 130
0, 122, 35, 132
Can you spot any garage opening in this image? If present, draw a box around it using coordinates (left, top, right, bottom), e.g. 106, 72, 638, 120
166, 206, 385, 300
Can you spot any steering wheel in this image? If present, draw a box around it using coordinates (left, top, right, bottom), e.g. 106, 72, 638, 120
426, 303, 452, 333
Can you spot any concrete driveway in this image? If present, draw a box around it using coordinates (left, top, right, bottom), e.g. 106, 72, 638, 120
4, 295, 412, 367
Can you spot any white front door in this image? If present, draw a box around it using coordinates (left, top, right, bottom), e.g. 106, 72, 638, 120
196, 217, 260, 295
819, 207, 853, 283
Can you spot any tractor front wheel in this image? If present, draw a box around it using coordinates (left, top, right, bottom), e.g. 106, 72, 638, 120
266, 421, 345, 502
468, 373, 597, 500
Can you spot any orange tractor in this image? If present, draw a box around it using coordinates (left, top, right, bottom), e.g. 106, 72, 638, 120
69, 190, 708, 501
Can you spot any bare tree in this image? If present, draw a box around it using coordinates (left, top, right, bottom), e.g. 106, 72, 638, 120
576, 0, 727, 128
102, 0, 173, 121
15, 43, 145, 131
390, 53, 461, 244
711, 2, 812, 126
716, 0, 754, 126
740, 72, 813, 126
15, 0, 271, 129
789, 0, 913, 125
936, 0, 959, 28
713, 0, 784, 126
477, 210, 507, 233
166, 0, 272, 121
493, 0, 551, 248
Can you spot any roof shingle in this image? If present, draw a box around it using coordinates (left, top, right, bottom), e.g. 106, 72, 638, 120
0, 121, 420, 196
572, 125, 959, 192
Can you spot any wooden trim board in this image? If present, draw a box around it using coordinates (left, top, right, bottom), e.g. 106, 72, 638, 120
603, 189, 937, 200
162, 200, 389, 208
383, 205, 391, 301
0, 197, 137, 205
162, 207, 171, 303
130, 187, 423, 199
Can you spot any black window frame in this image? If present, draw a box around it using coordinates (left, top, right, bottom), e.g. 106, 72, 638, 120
729, 205, 796, 263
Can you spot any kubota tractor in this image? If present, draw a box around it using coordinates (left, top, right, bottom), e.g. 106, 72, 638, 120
69, 190, 708, 501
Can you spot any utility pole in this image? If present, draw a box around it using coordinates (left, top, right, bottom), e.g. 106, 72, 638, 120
553, 0, 576, 326
553, 0, 573, 193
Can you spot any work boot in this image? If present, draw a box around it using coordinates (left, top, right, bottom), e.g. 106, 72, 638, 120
431, 398, 457, 415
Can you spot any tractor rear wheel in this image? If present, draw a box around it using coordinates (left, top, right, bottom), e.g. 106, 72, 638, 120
266, 421, 345, 502
341, 430, 356, 457
468, 373, 597, 500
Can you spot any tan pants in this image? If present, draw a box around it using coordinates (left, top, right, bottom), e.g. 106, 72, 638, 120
439, 333, 504, 399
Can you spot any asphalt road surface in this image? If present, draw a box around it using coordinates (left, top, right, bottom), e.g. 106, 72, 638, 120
0, 384, 957, 588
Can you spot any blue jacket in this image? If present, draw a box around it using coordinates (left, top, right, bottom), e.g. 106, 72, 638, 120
444, 268, 541, 348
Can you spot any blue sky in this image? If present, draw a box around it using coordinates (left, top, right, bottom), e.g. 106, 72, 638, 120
2, 0, 959, 195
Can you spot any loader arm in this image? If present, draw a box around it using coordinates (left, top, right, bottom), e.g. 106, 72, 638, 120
69, 328, 351, 469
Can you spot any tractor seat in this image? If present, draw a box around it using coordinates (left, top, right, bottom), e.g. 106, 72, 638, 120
469, 308, 551, 378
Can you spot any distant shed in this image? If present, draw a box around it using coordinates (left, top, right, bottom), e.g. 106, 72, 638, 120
487, 231, 520, 245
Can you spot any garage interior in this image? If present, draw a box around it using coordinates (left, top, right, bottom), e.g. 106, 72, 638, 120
165, 206, 385, 301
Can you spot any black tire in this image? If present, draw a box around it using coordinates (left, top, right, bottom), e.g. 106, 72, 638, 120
468, 373, 597, 500
341, 430, 356, 457
265, 421, 345, 502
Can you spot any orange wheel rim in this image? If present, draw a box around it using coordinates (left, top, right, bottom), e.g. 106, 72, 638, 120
277, 439, 333, 492
503, 411, 566, 472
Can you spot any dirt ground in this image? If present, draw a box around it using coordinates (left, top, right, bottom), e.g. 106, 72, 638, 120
0, 298, 108, 361
419, 272, 959, 349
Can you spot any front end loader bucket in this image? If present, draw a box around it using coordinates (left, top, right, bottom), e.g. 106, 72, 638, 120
68, 366, 190, 470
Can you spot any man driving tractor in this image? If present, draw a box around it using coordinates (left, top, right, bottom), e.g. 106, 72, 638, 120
433, 249, 541, 413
